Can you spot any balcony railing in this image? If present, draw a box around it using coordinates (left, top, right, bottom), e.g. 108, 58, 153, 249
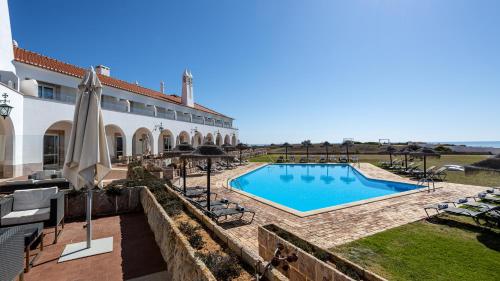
192, 116, 204, 125
157, 111, 175, 120
177, 114, 191, 122
130, 107, 155, 116
102, 101, 128, 112
39, 93, 76, 104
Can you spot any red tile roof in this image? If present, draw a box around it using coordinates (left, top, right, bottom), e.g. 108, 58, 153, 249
13, 47, 228, 118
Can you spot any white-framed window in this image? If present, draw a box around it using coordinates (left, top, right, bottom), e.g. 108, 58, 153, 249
163, 135, 172, 152
38, 84, 55, 99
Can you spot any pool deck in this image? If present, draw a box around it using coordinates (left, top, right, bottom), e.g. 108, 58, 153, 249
186, 162, 486, 253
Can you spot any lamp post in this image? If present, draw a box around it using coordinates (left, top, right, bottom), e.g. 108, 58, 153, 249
0, 93, 13, 119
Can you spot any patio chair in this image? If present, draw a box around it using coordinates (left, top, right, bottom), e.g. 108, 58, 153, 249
339, 155, 348, 163
299, 157, 307, 163
411, 166, 436, 178
319, 156, 326, 163
429, 167, 448, 181
189, 197, 233, 210
478, 192, 500, 203
424, 202, 498, 224
208, 204, 255, 223
0, 187, 64, 243
0, 225, 25, 281
276, 156, 285, 163
172, 184, 217, 198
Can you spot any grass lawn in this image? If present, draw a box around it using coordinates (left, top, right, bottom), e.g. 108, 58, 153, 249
248, 154, 500, 187
330, 215, 500, 281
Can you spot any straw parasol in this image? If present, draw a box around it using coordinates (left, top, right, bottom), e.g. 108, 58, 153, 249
60, 68, 112, 262
381, 145, 397, 166
184, 142, 231, 210
341, 140, 354, 162
170, 142, 195, 194
301, 140, 312, 161
221, 143, 235, 167
235, 143, 249, 165
321, 141, 333, 162
396, 147, 412, 170
281, 142, 292, 161
410, 147, 440, 178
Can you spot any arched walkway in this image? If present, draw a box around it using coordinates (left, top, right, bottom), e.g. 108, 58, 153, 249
0, 117, 15, 178
132, 127, 153, 155
158, 129, 174, 153
216, 133, 223, 146
192, 132, 203, 147
205, 133, 214, 144
105, 124, 126, 160
224, 134, 231, 145
43, 120, 72, 170
177, 131, 190, 145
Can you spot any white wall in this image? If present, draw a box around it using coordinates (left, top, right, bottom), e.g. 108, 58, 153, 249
0, 0, 15, 74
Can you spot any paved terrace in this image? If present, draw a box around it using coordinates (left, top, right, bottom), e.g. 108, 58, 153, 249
24, 213, 167, 281
187, 162, 486, 253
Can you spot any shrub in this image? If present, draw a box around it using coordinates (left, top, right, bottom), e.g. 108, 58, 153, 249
435, 145, 452, 153
178, 221, 200, 236
195, 251, 241, 281
105, 184, 123, 196
188, 232, 205, 249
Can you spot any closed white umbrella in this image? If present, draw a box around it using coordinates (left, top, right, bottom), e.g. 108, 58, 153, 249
59, 68, 113, 262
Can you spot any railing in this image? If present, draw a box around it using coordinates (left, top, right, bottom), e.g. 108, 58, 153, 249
39, 93, 76, 104
177, 114, 191, 122
102, 101, 128, 112
157, 111, 175, 120
130, 107, 155, 116
192, 116, 204, 125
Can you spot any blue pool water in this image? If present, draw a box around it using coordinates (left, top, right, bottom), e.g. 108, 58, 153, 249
230, 164, 420, 212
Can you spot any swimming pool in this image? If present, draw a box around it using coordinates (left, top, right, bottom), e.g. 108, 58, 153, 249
229, 164, 421, 215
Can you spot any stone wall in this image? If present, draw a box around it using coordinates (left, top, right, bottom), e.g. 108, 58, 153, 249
140, 187, 216, 281
163, 185, 288, 281
65, 186, 142, 219
259, 225, 388, 281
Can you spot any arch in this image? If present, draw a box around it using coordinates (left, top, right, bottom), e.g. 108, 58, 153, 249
105, 124, 126, 160
177, 131, 190, 145
224, 134, 231, 145
205, 133, 214, 144
216, 133, 223, 146
192, 131, 203, 147
43, 120, 73, 170
0, 117, 15, 178
231, 135, 237, 146
158, 129, 174, 153
132, 127, 153, 155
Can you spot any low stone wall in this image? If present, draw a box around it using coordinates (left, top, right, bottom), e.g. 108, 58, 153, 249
163, 185, 288, 281
140, 187, 216, 281
259, 225, 387, 281
65, 186, 142, 219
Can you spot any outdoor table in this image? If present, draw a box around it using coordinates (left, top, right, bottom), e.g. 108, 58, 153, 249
19, 223, 44, 272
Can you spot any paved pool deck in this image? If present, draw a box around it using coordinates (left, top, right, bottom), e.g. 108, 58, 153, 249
185, 162, 486, 253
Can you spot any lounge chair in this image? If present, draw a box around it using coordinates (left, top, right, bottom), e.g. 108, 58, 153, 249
299, 157, 307, 163
411, 166, 436, 178
208, 205, 255, 223
429, 167, 448, 181
478, 192, 500, 203
424, 201, 499, 224
290, 156, 296, 162
319, 156, 326, 163
172, 184, 217, 198
190, 197, 233, 210
339, 155, 348, 163
276, 156, 285, 163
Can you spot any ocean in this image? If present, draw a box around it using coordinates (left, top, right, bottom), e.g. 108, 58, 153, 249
431, 141, 500, 148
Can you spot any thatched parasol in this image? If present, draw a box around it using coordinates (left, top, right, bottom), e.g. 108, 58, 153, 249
381, 145, 397, 167
221, 143, 235, 166
321, 141, 333, 162
301, 140, 312, 162
171, 142, 195, 194
235, 143, 249, 165
465, 154, 500, 175
396, 147, 412, 170
281, 142, 292, 161
410, 147, 440, 178
341, 140, 354, 162
184, 142, 231, 210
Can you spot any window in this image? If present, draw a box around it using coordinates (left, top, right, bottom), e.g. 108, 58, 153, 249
38, 85, 55, 99
163, 135, 172, 152
115, 136, 123, 157
43, 134, 60, 169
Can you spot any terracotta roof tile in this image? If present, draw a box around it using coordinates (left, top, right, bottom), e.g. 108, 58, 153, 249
13, 47, 228, 118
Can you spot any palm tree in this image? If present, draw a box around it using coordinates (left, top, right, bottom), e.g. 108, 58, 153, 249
341, 140, 354, 162
301, 140, 312, 162
321, 141, 332, 162
281, 142, 292, 161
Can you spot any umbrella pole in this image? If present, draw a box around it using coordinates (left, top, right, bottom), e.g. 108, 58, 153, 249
183, 159, 187, 195
405, 154, 408, 170
239, 149, 242, 165
86, 187, 93, 249
424, 156, 427, 178
206, 158, 211, 210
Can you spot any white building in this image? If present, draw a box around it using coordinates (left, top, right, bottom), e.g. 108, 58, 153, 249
0, 0, 238, 178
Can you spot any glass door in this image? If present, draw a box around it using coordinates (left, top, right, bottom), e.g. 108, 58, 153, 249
115, 136, 123, 157
43, 134, 60, 170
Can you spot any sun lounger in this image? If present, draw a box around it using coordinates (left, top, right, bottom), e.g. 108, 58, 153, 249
429, 167, 448, 181
299, 157, 307, 163
172, 184, 217, 198
424, 201, 498, 224
189, 197, 232, 210
319, 157, 326, 163
208, 205, 255, 223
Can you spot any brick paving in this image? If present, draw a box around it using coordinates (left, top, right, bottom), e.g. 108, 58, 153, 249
24, 213, 167, 281
186, 162, 486, 253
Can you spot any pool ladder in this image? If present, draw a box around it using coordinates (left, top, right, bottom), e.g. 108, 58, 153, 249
417, 177, 435, 192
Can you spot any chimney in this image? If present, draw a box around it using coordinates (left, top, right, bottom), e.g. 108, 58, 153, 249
160, 81, 165, 93
95, 65, 110, 76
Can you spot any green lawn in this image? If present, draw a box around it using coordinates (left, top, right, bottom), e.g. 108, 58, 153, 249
248, 154, 500, 187
330, 215, 500, 281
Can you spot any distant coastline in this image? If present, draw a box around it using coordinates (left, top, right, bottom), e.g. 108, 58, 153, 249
430, 141, 500, 148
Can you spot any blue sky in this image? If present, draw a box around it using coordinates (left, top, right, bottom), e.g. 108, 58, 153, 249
9, 0, 500, 144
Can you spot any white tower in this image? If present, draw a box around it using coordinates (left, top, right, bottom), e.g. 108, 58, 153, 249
181, 69, 194, 108
0, 0, 16, 74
